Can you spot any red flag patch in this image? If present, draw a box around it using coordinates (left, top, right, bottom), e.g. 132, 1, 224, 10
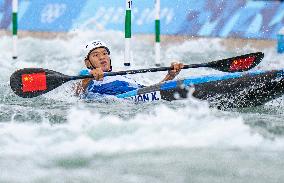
22, 72, 47, 92
229, 56, 255, 71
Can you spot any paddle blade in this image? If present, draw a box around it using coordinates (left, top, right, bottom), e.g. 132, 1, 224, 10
10, 68, 71, 98
207, 52, 264, 72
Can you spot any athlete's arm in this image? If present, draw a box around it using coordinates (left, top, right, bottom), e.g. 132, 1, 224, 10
74, 78, 91, 96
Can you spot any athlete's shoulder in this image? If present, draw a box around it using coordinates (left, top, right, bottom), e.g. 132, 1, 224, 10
79, 69, 91, 76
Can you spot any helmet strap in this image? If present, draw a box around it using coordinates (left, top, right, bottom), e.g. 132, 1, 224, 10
109, 59, 112, 72
87, 60, 96, 70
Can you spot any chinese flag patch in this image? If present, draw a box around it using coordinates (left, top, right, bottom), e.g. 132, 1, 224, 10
229, 56, 255, 71
21, 72, 47, 92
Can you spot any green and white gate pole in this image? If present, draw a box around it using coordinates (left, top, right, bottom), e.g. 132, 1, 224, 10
154, 0, 161, 66
12, 0, 18, 59
124, 0, 132, 66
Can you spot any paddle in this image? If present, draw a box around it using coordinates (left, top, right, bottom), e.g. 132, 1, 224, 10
10, 52, 264, 98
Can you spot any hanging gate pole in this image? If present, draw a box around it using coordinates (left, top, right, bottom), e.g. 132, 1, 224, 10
154, 0, 161, 66
124, 0, 132, 66
12, 0, 18, 59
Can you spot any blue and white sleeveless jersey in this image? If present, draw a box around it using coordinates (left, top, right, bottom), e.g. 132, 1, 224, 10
79, 69, 143, 97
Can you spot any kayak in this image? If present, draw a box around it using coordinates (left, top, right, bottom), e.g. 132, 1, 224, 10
116, 69, 284, 109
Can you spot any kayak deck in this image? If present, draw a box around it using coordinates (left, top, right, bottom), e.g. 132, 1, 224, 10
117, 69, 284, 109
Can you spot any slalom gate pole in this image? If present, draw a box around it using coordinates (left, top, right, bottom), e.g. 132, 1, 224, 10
12, 0, 18, 59
154, 0, 161, 66
124, 0, 132, 66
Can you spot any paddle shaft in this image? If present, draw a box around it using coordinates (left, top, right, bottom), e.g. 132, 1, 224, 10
70, 63, 209, 80
71, 52, 264, 80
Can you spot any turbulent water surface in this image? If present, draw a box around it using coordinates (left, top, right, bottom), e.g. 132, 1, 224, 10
1, 31, 284, 183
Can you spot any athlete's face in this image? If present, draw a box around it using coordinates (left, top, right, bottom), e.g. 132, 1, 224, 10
85, 47, 111, 72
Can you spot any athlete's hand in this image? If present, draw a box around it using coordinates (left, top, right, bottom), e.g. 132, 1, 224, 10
167, 62, 184, 79
90, 68, 104, 81
160, 61, 184, 82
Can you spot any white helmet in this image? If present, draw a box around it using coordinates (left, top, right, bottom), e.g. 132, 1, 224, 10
84, 40, 110, 58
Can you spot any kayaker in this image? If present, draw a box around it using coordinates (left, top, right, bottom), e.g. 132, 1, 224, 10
76, 40, 184, 96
